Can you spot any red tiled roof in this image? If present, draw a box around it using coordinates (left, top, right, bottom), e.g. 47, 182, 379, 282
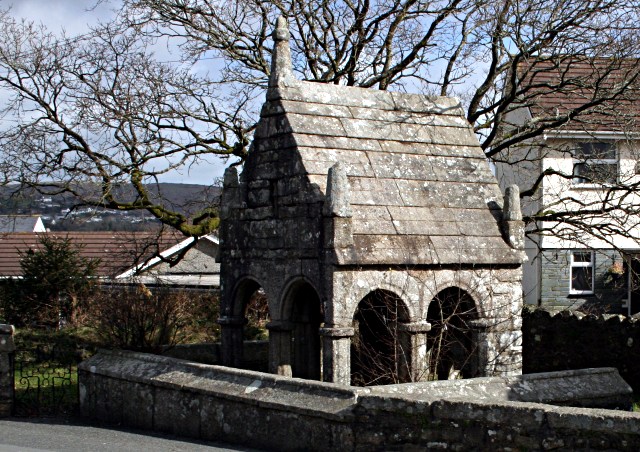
518, 57, 640, 132
0, 231, 183, 278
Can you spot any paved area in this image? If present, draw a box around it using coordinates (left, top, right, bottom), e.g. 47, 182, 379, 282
0, 418, 260, 452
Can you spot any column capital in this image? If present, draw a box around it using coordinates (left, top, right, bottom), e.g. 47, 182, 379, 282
266, 320, 293, 332
319, 327, 354, 338
398, 321, 432, 333
217, 316, 247, 327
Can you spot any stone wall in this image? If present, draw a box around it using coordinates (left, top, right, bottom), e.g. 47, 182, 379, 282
79, 349, 640, 451
523, 307, 640, 392
0, 324, 15, 417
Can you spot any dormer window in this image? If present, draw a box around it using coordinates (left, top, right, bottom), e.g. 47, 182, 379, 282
572, 142, 617, 184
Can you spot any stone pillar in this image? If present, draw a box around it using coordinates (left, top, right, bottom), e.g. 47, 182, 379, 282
266, 321, 293, 377
469, 318, 522, 377
269, 16, 296, 88
398, 321, 432, 382
0, 324, 15, 417
469, 318, 492, 377
218, 316, 246, 368
319, 326, 354, 385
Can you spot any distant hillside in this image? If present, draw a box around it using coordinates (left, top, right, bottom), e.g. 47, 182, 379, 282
0, 183, 221, 231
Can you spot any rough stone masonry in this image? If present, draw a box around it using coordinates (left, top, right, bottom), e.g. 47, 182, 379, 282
218, 16, 526, 385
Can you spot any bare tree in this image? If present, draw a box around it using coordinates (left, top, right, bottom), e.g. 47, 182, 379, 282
120, 0, 640, 246
0, 11, 252, 239
2, 1, 640, 247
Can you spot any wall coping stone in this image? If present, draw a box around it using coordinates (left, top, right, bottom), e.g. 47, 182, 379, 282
80, 350, 631, 413
366, 367, 631, 408
527, 306, 640, 325
79, 349, 358, 421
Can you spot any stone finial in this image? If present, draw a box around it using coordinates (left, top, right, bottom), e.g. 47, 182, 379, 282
502, 184, 524, 250
324, 162, 352, 217
269, 16, 296, 87
220, 166, 241, 220
223, 166, 239, 189
503, 185, 522, 221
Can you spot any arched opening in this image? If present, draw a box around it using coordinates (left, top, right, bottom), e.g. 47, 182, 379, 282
231, 279, 271, 339
426, 287, 478, 380
350, 290, 411, 386
223, 278, 271, 370
244, 287, 270, 341
282, 281, 323, 380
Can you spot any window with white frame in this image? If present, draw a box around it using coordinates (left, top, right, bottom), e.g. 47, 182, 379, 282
572, 142, 617, 184
570, 251, 595, 294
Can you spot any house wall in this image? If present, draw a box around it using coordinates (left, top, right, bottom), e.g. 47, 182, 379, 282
494, 107, 542, 220
498, 134, 640, 309
538, 138, 640, 249
539, 249, 627, 313
523, 239, 541, 305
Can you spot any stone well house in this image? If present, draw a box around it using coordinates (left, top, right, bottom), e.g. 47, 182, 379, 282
219, 18, 525, 385
495, 58, 640, 315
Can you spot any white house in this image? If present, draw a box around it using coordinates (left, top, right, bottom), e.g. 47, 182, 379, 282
495, 57, 640, 315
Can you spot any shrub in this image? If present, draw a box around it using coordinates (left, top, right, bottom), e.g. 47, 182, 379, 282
83, 283, 219, 352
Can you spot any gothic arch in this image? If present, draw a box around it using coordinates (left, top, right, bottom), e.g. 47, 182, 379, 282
229, 277, 266, 318
220, 276, 271, 368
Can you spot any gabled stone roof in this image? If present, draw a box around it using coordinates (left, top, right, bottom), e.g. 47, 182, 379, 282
256, 82, 517, 265
246, 18, 521, 266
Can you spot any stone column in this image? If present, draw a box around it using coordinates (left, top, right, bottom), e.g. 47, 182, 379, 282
0, 324, 15, 417
398, 321, 432, 382
319, 326, 354, 385
266, 321, 293, 377
469, 318, 491, 377
218, 316, 246, 368
470, 317, 522, 377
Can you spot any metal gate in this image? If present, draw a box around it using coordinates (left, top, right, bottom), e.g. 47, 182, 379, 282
13, 345, 79, 416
